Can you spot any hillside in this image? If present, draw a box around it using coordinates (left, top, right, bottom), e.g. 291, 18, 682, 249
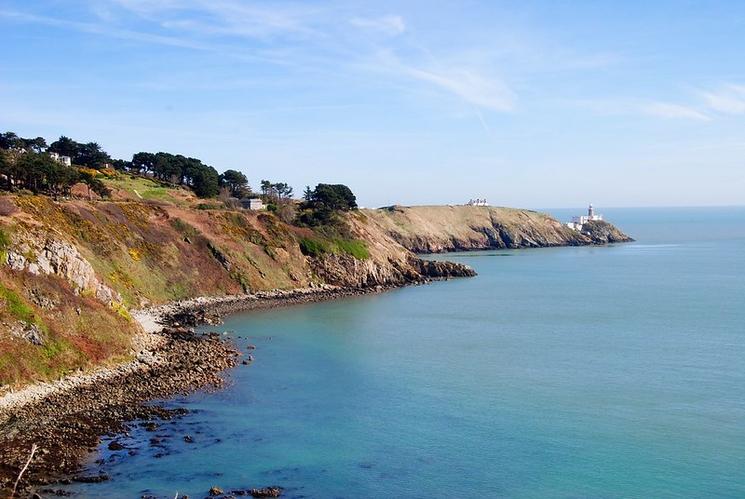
365, 205, 632, 253
0, 185, 472, 388
0, 181, 631, 389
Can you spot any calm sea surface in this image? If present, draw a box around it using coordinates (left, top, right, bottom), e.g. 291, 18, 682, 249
66, 207, 745, 498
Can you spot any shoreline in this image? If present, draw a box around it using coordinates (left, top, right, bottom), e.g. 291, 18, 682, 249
0, 284, 390, 415
0, 281, 421, 494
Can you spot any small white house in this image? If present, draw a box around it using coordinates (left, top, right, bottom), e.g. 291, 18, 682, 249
242, 198, 265, 211
466, 198, 489, 207
49, 152, 72, 167
566, 203, 603, 230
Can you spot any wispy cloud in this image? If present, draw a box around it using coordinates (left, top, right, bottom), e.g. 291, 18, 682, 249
366, 49, 515, 113
701, 84, 745, 114
403, 65, 515, 112
643, 102, 711, 121
0, 9, 212, 50
111, 0, 324, 40
350, 15, 405, 36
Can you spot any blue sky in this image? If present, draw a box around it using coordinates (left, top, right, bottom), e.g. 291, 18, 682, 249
2, 1, 744, 208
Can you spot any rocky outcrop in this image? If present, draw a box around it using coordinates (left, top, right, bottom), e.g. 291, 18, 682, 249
411, 258, 477, 279
308, 253, 475, 287
5, 230, 121, 305
365, 205, 632, 253
580, 220, 632, 244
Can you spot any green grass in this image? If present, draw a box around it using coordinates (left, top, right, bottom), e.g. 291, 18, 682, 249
334, 238, 370, 259
0, 227, 10, 262
0, 283, 36, 323
170, 218, 201, 239
299, 237, 369, 260
299, 237, 332, 257
103, 175, 187, 202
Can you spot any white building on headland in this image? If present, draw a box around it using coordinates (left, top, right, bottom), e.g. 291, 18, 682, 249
466, 198, 489, 207
566, 203, 603, 230
49, 152, 72, 167
241, 198, 265, 211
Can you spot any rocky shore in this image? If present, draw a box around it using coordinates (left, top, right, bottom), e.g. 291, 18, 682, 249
0, 277, 473, 496
0, 326, 239, 495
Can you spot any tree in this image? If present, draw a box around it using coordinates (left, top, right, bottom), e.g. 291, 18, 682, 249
303, 185, 313, 201
76, 142, 110, 169
0, 132, 22, 150
79, 170, 111, 198
110, 159, 132, 171
274, 182, 293, 200
11, 151, 79, 195
20, 137, 47, 153
0, 150, 10, 189
219, 169, 250, 198
131, 152, 156, 174
190, 164, 220, 198
48, 136, 79, 158
260, 180, 272, 199
297, 184, 358, 227
306, 183, 357, 211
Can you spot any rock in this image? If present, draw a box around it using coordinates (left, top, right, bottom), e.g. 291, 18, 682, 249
249, 486, 283, 497
107, 440, 125, 450
28, 288, 58, 309
183, 435, 194, 443
246, 344, 256, 350
580, 220, 634, 244
411, 258, 476, 279
10, 322, 45, 346
72, 473, 109, 483
5, 234, 122, 306
209, 486, 224, 496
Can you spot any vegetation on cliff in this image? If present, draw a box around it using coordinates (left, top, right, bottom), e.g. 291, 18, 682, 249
0, 186, 473, 388
366, 205, 632, 253
0, 130, 630, 390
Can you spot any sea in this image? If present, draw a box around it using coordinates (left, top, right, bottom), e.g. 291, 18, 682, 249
64, 207, 745, 498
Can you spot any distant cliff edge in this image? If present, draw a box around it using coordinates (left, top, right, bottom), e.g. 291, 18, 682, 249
365, 205, 633, 253
0, 195, 631, 389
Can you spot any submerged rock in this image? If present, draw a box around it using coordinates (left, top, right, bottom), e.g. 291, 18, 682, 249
107, 440, 125, 451
249, 486, 283, 497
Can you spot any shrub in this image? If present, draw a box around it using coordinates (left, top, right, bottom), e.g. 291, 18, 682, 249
0, 283, 36, 323
334, 239, 370, 260
299, 237, 331, 257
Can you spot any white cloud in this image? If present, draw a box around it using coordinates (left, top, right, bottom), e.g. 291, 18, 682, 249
403, 66, 515, 112
643, 102, 710, 121
702, 84, 745, 114
350, 15, 406, 36
0, 9, 213, 50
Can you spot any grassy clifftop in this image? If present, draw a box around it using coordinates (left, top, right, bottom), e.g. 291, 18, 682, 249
365, 205, 632, 253
0, 182, 471, 388
0, 179, 629, 389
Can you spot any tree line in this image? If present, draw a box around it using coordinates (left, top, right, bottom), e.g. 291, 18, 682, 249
0, 131, 360, 224
0, 131, 234, 199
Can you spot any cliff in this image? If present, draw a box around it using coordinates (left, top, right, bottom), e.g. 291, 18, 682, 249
0, 193, 473, 388
364, 205, 632, 253
0, 189, 630, 389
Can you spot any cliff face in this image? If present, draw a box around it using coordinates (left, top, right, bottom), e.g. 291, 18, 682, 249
364, 205, 633, 253
0, 196, 630, 388
0, 195, 473, 387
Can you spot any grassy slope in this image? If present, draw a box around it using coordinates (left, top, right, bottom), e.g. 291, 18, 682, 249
0, 180, 592, 388
0, 178, 377, 387
364, 205, 582, 251
0, 269, 135, 386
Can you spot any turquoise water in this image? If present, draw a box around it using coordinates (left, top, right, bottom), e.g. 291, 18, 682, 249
67, 207, 745, 498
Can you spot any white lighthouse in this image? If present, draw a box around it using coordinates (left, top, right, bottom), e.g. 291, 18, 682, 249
566, 203, 603, 230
